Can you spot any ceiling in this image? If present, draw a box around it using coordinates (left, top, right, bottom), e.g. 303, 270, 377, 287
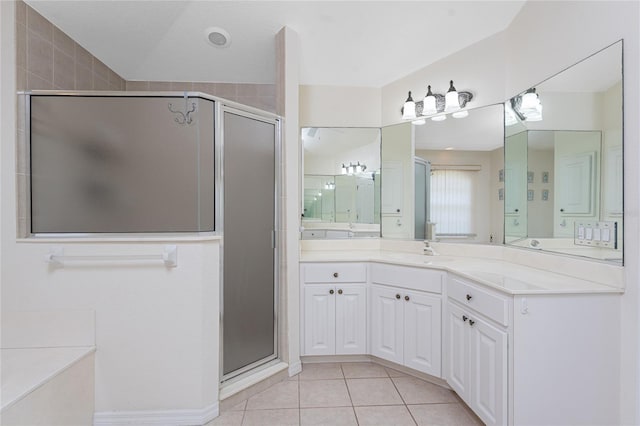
26, 1, 526, 87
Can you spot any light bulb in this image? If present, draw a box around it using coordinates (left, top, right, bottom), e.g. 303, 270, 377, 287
444, 80, 460, 112
402, 91, 416, 120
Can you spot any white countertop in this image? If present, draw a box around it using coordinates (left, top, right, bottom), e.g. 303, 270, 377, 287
300, 250, 622, 295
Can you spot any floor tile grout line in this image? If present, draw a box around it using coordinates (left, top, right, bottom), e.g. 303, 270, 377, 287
389, 375, 419, 426
340, 363, 360, 426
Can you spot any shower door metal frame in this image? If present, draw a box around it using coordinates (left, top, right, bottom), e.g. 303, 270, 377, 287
217, 103, 282, 383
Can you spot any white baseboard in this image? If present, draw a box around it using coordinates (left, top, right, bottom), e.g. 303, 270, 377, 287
93, 401, 218, 426
288, 359, 302, 376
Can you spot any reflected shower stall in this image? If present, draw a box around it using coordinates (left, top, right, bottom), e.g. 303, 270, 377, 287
26, 91, 280, 381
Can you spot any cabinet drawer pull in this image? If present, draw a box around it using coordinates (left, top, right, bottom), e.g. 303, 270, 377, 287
462, 315, 468, 322
329, 289, 334, 295
338, 289, 343, 295
466, 294, 472, 301
404, 295, 410, 301
396, 294, 401, 299
333, 272, 339, 278
469, 319, 475, 326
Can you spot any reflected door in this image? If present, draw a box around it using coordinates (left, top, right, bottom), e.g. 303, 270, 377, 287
222, 111, 277, 378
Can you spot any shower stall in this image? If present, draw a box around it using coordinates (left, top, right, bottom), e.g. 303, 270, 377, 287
25, 91, 280, 382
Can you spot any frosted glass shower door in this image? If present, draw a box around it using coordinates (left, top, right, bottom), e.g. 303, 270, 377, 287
222, 110, 278, 378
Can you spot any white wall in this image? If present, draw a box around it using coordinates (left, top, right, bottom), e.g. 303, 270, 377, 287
382, 1, 639, 422
299, 85, 381, 128
381, 32, 507, 127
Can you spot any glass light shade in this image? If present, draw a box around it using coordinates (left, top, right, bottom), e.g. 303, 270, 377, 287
412, 118, 426, 125
526, 103, 543, 122
520, 90, 539, 112
445, 80, 460, 112
452, 110, 469, 119
341, 164, 347, 174
355, 163, 362, 173
431, 114, 447, 122
504, 103, 519, 126
423, 86, 437, 115
402, 91, 416, 120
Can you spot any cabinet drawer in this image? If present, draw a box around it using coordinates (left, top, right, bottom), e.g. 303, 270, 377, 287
303, 263, 367, 283
371, 263, 443, 294
448, 275, 509, 326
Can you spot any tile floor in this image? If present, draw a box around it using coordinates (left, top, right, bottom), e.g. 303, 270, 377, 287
208, 362, 483, 426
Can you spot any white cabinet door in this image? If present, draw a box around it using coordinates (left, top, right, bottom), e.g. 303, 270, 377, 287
336, 285, 367, 355
304, 285, 336, 356
370, 285, 403, 364
404, 290, 441, 377
445, 301, 470, 401
469, 316, 507, 426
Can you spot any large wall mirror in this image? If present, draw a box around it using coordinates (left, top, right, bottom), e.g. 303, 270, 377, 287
301, 127, 381, 239
381, 104, 505, 242
504, 40, 623, 264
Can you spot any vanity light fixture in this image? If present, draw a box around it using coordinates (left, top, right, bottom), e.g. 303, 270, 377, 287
324, 182, 335, 190
401, 81, 473, 120
402, 91, 417, 120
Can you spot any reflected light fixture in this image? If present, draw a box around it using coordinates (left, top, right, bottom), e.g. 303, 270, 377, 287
402, 91, 416, 120
510, 87, 543, 122
431, 115, 447, 122
341, 162, 368, 175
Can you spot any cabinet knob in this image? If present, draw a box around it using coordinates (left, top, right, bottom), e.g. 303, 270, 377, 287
329, 289, 334, 295
466, 294, 472, 301
338, 289, 343, 295
404, 295, 410, 301
333, 272, 339, 278
462, 315, 468, 322
514, 208, 519, 213
396, 208, 400, 213
469, 319, 475, 326
396, 294, 401, 299
560, 208, 564, 212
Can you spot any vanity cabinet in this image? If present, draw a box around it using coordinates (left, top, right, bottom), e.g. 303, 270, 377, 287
301, 263, 367, 356
445, 274, 509, 426
370, 264, 443, 377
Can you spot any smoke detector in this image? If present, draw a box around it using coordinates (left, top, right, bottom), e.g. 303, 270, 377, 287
205, 27, 231, 48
